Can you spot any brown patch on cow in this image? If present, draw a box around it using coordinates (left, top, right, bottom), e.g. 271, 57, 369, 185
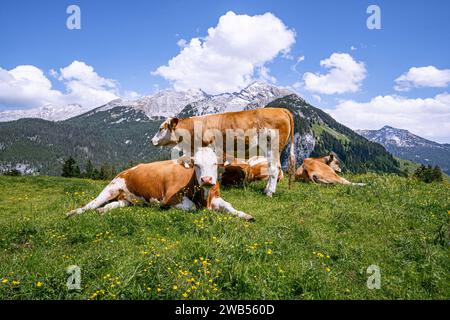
295, 156, 351, 185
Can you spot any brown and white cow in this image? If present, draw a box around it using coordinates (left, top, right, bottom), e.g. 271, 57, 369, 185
66, 147, 254, 221
221, 156, 283, 187
150, 108, 296, 197
295, 153, 365, 186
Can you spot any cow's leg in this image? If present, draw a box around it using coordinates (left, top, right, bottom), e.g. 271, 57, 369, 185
174, 196, 196, 211
66, 177, 124, 217
314, 177, 334, 184
263, 157, 280, 197
336, 176, 365, 186
97, 200, 130, 214
211, 197, 254, 221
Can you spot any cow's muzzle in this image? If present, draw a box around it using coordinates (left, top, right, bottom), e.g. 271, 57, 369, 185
200, 176, 214, 186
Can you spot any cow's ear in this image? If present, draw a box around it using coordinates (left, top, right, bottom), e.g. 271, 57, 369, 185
329, 153, 334, 160
169, 118, 179, 129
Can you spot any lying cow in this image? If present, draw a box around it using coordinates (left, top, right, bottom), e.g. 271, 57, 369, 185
221, 156, 283, 187
150, 108, 296, 197
295, 153, 365, 186
66, 147, 254, 221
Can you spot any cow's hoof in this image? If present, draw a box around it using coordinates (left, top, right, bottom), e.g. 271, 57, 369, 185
265, 191, 273, 197
66, 210, 78, 218
245, 215, 255, 222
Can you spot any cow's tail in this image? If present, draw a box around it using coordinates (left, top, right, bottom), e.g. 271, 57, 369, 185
287, 110, 296, 190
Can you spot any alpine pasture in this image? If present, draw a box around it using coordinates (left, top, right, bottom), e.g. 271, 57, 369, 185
0, 174, 449, 299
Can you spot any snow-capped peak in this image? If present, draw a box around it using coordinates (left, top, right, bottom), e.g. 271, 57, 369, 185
0, 81, 293, 122
357, 126, 440, 148
0, 103, 92, 122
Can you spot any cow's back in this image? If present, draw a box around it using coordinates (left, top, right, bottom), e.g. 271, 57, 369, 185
191, 108, 293, 152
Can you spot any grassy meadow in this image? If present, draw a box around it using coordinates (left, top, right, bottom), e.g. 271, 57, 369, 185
0, 174, 449, 300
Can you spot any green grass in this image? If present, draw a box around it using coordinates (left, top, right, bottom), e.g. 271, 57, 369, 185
312, 123, 349, 143
0, 174, 449, 300
397, 157, 450, 182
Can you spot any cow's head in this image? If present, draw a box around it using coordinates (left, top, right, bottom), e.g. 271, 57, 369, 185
325, 152, 342, 173
151, 118, 179, 146
192, 147, 219, 187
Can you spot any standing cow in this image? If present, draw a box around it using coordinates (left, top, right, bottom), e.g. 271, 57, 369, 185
66, 147, 254, 221
150, 108, 296, 197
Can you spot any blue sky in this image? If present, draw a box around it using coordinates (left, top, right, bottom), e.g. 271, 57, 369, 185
1, 0, 449, 142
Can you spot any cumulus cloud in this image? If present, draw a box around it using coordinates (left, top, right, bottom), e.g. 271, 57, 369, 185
303, 53, 366, 95
58, 61, 119, 107
394, 66, 450, 91
257, 66, 277, 84
0, 65, 64, 108
0, 61, 119, 110
152, 11, 295, 94
327, 93, 450, 143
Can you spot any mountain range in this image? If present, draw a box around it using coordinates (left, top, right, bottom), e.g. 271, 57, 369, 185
0, 82, 401, 176
357, 126, 450, 174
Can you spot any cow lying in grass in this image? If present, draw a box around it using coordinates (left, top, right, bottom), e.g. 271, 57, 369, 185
295, 153, 365, 186
221, 156, 282, 187
66, 147, 254, 221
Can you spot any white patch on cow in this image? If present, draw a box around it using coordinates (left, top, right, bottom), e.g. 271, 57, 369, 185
211, 197, 254, 221
97, 200, 129, 214
247, 156, 268, 166
67, 177, 130, 217
193, 147, 218, 186
175, 196, 196, 211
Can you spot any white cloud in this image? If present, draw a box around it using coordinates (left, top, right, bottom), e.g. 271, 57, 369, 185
303, 53, 366, 95
177, 39, 187, 48
291, 55, 305, 74
257, 66, 277, 84
58, 61, 119, 107
312, 94, 322, 103
0, 65, 64, 108
152, 11, 295, 94
327, 93, 450, 143
394, 66, 450, 91
0, 61, 120, 110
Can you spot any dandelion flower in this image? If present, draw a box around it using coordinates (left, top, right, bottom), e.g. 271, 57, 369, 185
36, 281, 43, 287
